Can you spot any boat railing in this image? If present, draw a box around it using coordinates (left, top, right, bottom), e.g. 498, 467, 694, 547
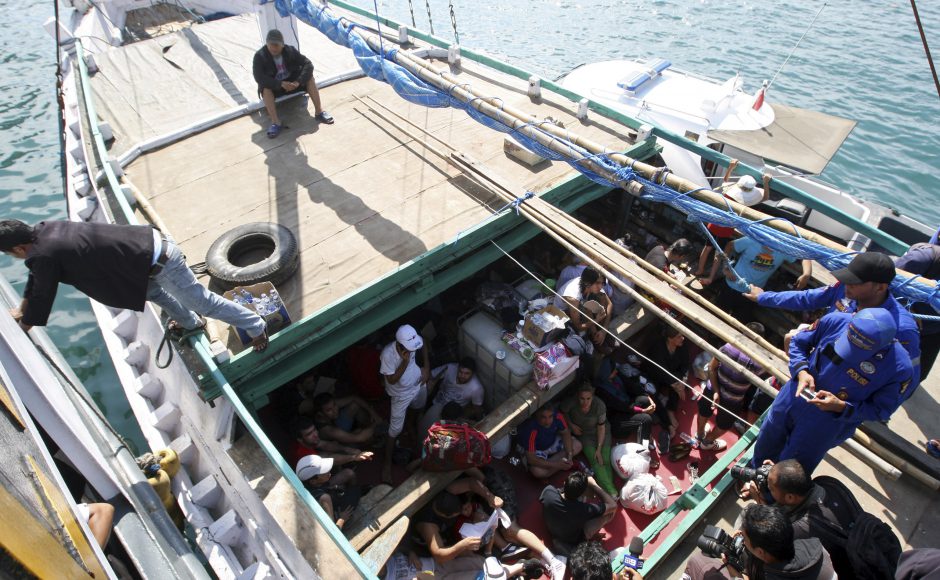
323, 0, 908, 255
71, 38, 376, 579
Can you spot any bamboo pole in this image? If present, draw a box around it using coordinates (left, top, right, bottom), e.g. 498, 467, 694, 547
355, 29, 939, 293
353, 90, 921, 481
359, 93, 786, 362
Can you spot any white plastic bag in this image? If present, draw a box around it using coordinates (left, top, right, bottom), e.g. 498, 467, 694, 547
619, 473, 668, 514
611, 442, 650, 481
491, 435, 512, 459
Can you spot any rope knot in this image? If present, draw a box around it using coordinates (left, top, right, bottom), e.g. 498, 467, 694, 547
511, 191, 535, 214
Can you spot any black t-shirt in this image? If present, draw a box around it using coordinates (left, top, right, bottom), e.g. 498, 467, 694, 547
410, 503, 459, 556
539, 485, 604, 545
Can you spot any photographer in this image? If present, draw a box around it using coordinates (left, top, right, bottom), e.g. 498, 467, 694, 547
738, 460, 825, 538
682, 505, 836, 580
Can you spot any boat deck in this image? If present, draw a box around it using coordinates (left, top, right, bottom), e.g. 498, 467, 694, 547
109, 11, 642, 351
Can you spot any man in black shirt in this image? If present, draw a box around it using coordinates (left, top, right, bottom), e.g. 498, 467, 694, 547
0, 219, 268, 350
539, 471, 617, 557
253, 29, 334, 139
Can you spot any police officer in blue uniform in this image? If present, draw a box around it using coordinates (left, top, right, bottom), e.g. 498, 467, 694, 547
752, 308, 913, 474
743, 251, 921, 399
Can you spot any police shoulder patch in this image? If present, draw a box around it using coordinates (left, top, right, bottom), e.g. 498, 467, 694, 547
860, 361, 876, 374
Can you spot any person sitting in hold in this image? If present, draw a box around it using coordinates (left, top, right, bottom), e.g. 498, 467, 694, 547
645, 238, 696, 277
715, 234, 811, 317
447, 474, 566, 579
644, 325, 691, 442
515, 403, 582, 479
694, 322, 769, 452
594, 347, 659, 467
288, 415, 373, 486
311, 391, 384, 447
561, 383, 618, 496
295, 454, 358, 530
555, 267, 613, 346
253, 29, 334, 139
419, 357, 485, 434
539, 471, 618, 557
570, 540, 644, 580
695, 159, 772, 285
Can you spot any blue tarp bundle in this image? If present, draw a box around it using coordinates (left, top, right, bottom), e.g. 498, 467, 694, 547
275, 0, 940, 316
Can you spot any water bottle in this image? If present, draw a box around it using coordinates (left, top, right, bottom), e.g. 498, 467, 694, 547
269, 289, 281, 311
679, 432, 699, 449
258, 293, 271, 316
240, 289, 254, 304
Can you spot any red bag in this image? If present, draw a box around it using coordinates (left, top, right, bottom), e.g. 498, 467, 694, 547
421, 422, 492, 472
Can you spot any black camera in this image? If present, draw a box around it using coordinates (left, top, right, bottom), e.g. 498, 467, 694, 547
730, 463, 772, 493
697, 525, 748, 572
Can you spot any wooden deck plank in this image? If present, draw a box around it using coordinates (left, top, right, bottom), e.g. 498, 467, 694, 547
344, 373, 576, 552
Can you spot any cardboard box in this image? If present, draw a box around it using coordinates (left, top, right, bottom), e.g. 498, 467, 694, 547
522, 304, 569, 348
223, 281, 291, 345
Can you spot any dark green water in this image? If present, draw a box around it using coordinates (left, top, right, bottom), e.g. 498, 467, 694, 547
1, 0, 937, 439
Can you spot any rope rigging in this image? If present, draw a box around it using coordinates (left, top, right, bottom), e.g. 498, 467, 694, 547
448, 0, 460, 45
423, 0, 434, 35
275, 0, 940, 317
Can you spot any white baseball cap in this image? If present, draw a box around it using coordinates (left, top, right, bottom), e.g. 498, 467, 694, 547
296, 454, 333, 480
395, 324, 424, 352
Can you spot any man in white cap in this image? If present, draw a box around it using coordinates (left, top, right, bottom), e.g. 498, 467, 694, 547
380, 324, 431, 483
295, 454, 357, 530
695, 159, 772, 285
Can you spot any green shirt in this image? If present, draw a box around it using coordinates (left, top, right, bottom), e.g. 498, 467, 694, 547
561, 396, 611, 447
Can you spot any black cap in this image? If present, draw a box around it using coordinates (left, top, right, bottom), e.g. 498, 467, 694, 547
266, 29, 284, 45
832, 252, 895, 285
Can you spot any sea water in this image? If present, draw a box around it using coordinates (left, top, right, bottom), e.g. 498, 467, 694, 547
0, 0, 937, 434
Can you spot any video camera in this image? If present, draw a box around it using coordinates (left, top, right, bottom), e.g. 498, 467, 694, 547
697, 525, 748, 572
730, 463, 772, 493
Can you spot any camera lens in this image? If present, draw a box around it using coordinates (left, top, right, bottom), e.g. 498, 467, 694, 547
730, 465, 756, 482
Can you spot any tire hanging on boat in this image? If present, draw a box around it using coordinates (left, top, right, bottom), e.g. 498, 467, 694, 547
206, 222, 299, 289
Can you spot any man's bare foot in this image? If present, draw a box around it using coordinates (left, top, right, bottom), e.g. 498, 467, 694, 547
249, 330, 269, 352
700, 277, 714, 286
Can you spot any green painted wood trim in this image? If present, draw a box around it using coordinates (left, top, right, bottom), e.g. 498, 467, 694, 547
202, 175, 611, 402
635, 415, 764, 574
327, 0, 907, 254
75, 41, 137, 225
192, 340, 377, 578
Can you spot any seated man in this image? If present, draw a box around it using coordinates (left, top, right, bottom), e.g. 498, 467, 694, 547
419, 358, 485, 434
694, 323, 768, 452
555, 267, 613, 347
409, 490, 487, 579
645, 238, 696, 277
447, 474, 566, 579
295, 454, 358, 530
515, 403, 582, 479
716, 235, 811, 317
570, 540, 644, 580
252, 29, 334, 138
695, 159, 772, 285
311, 391, 383, 446
539, 471, 617, 557
682, 505, 836, 580
288, 416, 373, 486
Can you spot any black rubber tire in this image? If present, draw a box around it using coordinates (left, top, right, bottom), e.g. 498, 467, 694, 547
205, 222, 299, 289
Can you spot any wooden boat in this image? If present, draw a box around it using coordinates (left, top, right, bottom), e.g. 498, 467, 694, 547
47, 0, 939, 577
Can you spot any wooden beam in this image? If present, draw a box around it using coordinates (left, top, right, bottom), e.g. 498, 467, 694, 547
345, 374, 575, 551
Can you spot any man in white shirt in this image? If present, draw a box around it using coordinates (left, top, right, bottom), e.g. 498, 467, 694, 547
380, 324, 430, 483
419, 358, 485, 432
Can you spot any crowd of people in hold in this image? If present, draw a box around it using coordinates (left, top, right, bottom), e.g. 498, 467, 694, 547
4, 153, 940, 579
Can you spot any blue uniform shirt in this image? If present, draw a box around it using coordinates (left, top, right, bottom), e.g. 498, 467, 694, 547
752, 311, 913, 472
757, 282, 921, 398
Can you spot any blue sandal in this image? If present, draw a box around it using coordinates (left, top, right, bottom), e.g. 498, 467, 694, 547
266, 123, 282, 138
316, 111, 334, 124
